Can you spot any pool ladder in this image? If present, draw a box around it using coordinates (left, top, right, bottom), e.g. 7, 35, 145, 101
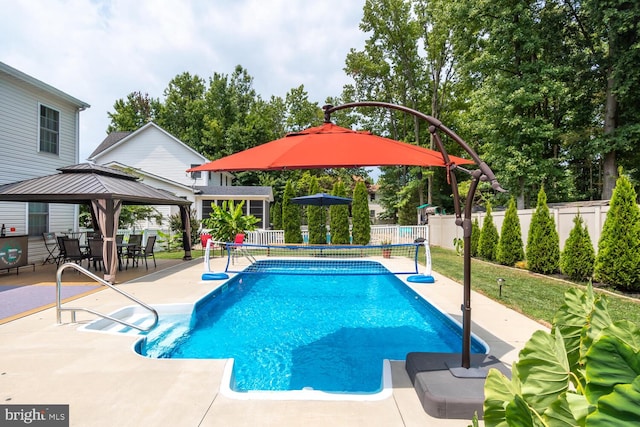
55, 262, 158, 332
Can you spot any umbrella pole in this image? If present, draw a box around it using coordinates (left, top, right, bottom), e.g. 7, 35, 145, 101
324, 102, 505, 370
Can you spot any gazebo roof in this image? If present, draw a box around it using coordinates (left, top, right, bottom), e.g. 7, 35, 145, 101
0, 163, 190, 206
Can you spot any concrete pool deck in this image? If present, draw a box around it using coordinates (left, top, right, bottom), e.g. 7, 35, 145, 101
0, 256, 548, 426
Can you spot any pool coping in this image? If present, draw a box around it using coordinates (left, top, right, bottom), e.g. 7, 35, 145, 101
0, 255, 549, 426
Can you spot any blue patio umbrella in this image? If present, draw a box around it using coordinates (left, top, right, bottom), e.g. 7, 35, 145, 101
291, 193, 352, 206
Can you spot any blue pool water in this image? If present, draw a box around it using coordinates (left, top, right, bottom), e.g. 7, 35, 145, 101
138, 260, 486, 394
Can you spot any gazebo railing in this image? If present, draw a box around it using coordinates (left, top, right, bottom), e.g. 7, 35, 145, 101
56, 262, 158, 332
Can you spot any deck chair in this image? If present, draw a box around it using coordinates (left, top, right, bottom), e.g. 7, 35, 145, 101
61, 238, 89, 268
124, 234, 143, 269
231, 233, 256, 264
42, 232, 62, 266
57, 236, 67, 264
136, 235, 157, 270
87, 238, 104, 271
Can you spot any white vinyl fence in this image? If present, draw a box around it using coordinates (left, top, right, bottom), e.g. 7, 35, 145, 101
428, 204, 611, 252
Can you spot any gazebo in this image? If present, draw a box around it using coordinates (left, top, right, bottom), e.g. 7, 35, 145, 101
0, 163, 192, 282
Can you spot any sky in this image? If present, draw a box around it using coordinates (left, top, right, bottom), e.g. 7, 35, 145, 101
1, 0, 369, 163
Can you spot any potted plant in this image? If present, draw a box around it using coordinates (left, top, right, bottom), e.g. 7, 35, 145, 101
381, 239, 392, 258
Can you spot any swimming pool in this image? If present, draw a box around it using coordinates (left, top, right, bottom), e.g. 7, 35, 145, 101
137, 260, 486, 397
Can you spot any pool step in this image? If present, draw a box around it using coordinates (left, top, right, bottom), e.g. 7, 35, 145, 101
79, 304, 193, 335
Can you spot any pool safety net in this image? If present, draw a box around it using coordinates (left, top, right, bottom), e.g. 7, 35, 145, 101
216, 242, 426, 275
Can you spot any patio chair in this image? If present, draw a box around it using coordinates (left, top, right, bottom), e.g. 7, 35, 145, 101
136, 235, 157, 270
87, 238, 104, 271
61, 238, 89, 268
57, 236, 67, 263
124, 234, 143, 269
231, 233, 256, 264
42, 232, 62, 266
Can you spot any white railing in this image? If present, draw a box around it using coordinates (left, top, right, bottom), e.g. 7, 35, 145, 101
245, 225, 429, 246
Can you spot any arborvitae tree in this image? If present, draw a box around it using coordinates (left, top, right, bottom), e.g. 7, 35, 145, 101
282, 180, 302, 243
496, 197, 525, 266
351, 181, 371, 245
478, 202, 499, 261
560, 213, 595, 281
526, 187, 560, 274
307, 177, 327, 244
471, 217, 481, 257
594, 170, 640, 290
271, 201, 282, 230
329, 181, 350, 244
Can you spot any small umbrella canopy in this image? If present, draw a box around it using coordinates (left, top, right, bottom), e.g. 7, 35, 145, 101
291, 193, 352, 206
188, 122, 472, 172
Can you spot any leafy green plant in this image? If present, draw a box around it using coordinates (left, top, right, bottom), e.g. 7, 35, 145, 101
560, 213, 595, 281
201, 200, 258, 243
594, 169, 640, 291
478, 202, 499, 261
482, 283, 640, 425
496, 197, 524, 266
453, 236, 464, 256
526, 186, 560, 274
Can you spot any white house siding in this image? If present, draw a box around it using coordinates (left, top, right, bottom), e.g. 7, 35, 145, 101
91, 124, 210, 187
1, 64, 85, 264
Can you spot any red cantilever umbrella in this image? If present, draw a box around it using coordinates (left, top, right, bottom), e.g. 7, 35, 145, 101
188, 122, 472, 172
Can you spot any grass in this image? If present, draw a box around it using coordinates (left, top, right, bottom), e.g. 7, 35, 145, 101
426, 246, 640, 327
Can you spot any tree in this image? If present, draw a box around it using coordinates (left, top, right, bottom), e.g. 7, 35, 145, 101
594, 170, 640, 290
307, 177, 327, 245
351, 181, 371, 245
329, 181, 350, 244
271, 202, 282, 230
496, 197, 524, 266
560, 213, 595, 281
478, 202, 499, 261
282, 180, 302, 244
470, 217, 481, 258
526, 187, 560, 274
107, 91, 161, 132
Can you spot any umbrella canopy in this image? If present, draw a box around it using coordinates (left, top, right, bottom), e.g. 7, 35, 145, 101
188, 122, 472, 172
291, 193, 352, 206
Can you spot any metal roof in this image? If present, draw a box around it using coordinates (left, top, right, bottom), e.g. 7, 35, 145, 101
0, 163, 190, 206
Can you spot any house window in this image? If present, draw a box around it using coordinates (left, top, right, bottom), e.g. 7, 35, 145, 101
190, 164, 201, 179
28, 202, 49, 236
39, 105, 60, 154
369, 193, 376, 202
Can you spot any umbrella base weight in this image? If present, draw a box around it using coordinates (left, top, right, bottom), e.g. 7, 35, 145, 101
405, 352, 510, 420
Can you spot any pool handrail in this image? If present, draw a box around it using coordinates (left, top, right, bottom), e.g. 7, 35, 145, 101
56, 262, 158, 332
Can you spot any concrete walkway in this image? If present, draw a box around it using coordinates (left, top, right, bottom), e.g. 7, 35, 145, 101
0, 256, 547, 426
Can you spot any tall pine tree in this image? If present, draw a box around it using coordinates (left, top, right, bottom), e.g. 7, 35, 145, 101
330, 181, 350, 244
351, 181, 371, 245
496, 197, 524, 266
594, 170, 640, 290
307, 177, 327, 244
526, 187, 560, 274
282, 180, 302, 244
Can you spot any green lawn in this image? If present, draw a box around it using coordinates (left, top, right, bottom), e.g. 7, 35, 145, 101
427, 246, 640, 326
